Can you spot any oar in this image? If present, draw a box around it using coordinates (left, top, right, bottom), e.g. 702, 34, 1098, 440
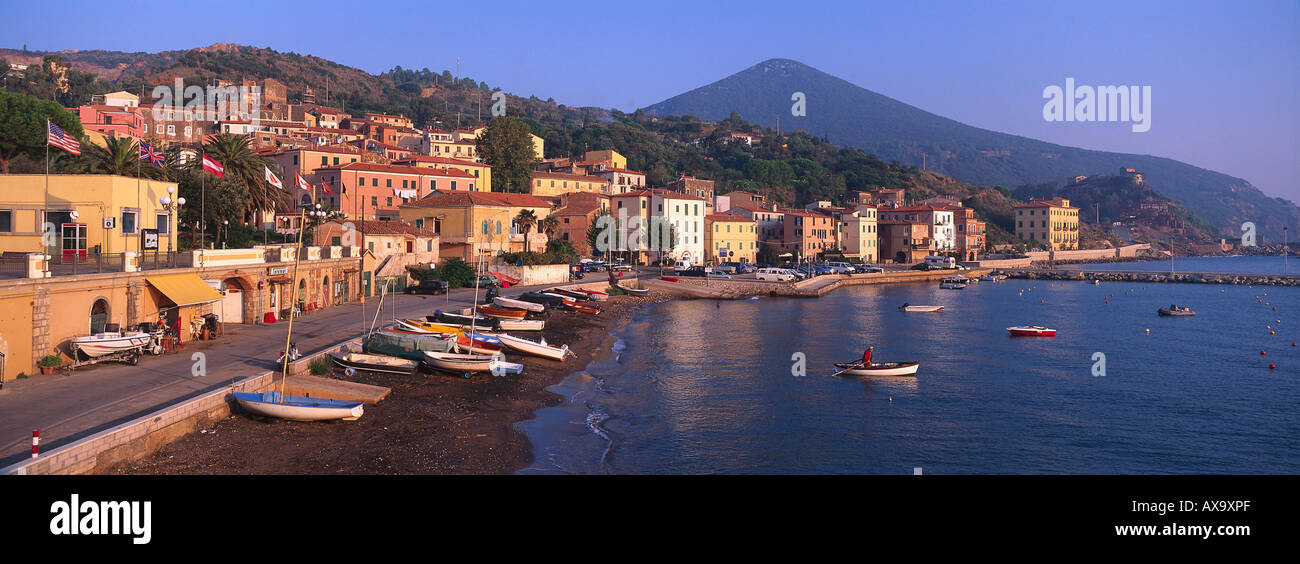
830, 360, 865, 377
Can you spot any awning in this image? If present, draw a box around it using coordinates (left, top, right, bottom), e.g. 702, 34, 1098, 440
268, 276, 293, 284
146, 274, 225, 307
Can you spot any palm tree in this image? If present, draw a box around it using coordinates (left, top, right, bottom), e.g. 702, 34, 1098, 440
71, 137, 167, 179
539, 215, 559, 249
201, 132, 289, 224
514, 209, 538, 255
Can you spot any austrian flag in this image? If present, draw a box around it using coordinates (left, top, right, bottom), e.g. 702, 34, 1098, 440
201, 154, 224, 178
295, 174, 311, 192
264, 165, 283, 189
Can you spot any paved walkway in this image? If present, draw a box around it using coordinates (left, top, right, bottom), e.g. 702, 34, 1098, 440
0, 282, 549, 466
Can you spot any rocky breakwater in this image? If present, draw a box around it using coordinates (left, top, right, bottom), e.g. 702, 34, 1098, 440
1003, 269, 1300, 287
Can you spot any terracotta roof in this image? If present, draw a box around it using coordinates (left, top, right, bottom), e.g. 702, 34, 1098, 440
532, 171, 606, 182
1015, 199, 1080, 210
317, 162, 473, 178
706, 213, 753, 222
270, 145, 360, 156
596, 167, 644, 175
652, 189, 707, 202
731, 205, 780, 214
402, 191, 553, 209
321, 219, 437, 238
610, 189, 655, 198
394, 155, 490, 168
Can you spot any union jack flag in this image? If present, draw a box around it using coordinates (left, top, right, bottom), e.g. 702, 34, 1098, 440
139, 140, 165, 167
47, 120, 81, 156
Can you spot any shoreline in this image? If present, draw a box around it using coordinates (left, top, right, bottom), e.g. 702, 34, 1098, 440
113, 293, 663, 475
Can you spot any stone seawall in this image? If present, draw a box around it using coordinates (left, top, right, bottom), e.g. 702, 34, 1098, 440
1003, 269, 1300, 286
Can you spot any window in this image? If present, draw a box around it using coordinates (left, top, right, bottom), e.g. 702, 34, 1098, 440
386, 197, 393, 206
121, 210, 138, 234
166, 125, 175, 135
333, 157, 339, 165
450, 181, 457, 190
372, 178, 378, 187
184, 126, 192, 138
430, 180, 436, 190
386, 179, 392, 188
0, 210, 11, 232
371, 196, 378, 207
156, 213, 168, 234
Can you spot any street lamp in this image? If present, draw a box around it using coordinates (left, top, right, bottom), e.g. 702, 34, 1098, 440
159, 186, 186, 255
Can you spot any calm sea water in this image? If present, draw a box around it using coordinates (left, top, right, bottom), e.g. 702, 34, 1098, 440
517, 257, 1299, 474
1062, 255, 1296, 275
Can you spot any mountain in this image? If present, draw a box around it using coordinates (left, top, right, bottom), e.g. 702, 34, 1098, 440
644, 59, 1300, 242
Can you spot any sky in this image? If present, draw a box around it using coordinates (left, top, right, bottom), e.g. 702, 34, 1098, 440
3, 0, 1297, 203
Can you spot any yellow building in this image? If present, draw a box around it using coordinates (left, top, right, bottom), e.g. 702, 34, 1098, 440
398, 191, 554, 262
0, 174, 181, 257
392, 155, 493, 192
529, 171, 610, 197
584, 149, 626, 170
453, 126, 544, 161
1014, 197, 1080, 250
705, 213, 758, 264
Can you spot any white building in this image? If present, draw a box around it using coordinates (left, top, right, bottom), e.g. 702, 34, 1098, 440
651, 190, 707, 264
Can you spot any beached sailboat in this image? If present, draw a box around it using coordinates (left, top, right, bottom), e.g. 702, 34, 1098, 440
422, 351, 523, 375
364, 329, 457, 360
428, 310, 501, 330
575, 288, 609, 301
233, 201, 364, 422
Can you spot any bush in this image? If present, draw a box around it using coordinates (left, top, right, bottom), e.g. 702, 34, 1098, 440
308, 356, 333, 376
426, 257, 476, 288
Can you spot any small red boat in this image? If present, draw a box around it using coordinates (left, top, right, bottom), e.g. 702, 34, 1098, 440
563, 299, 601, 315
661, 276, 678, 282
1007, 325, 1057, 337
476, 305, 529, 319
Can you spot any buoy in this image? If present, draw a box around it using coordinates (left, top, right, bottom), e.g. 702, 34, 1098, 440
1261, 350, 1266, 356
1271, 331, 1275, 335
1145, 328, 1150, 333
1269, 364, 1276, 370
1291, 342, 1296, 347
1273, 306, 1277, 311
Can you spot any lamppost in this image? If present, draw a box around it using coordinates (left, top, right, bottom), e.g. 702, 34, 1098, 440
159, 186, 186, 263
1284, 226, 1289, 275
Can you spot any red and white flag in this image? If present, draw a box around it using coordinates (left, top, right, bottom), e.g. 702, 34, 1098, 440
264, 165, 283, 189
295, 173, 311, 192
201, 154, 224, 178
319, 176, 334, 195
47, 120, 81, 156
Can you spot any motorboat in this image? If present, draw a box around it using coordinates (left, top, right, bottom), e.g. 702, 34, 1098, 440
71, 331, 151, 358
421, 351, 523, 376
476, 305, 529, 319
1157, 306, 1196, 316
617, 284, 649, 296
492, 296, 546, 312
1007, 325, 1057, 336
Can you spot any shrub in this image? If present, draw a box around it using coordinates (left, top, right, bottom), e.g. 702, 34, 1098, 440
308, 356, 333, 376
39, 354, 63, 367
426, 257, 476, 288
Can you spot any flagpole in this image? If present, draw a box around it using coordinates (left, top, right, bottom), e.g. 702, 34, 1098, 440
43, 131, 49, 276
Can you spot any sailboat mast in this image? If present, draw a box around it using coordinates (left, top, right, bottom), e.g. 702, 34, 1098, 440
279, 205, 308, 399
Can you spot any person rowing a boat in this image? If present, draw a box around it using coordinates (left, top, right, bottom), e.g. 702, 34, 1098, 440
861, 346, 874, 367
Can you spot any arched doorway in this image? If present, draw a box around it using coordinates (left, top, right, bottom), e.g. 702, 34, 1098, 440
298, 279, 307, 311
322, 275, 330, 308
894, 251, 907, 264
90, 298, 110, 334
220, 278, 246, 324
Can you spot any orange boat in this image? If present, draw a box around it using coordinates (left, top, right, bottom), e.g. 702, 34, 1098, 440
476, 304, 529, 319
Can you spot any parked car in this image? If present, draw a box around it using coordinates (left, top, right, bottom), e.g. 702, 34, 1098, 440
714, 263, 738, 274
706, 270, 732, 279
405, 280, 449, 295
784, 268, 808, 280
673, 260, 693, 272
857, 265, 884, 274
738, 263, 757, 274
611, 263, 635, 272
910, 263, 937, 271
756, 267, 796, 282
826, 262, 855, 274
678, 266, 708, 277
473, 274, 500, 287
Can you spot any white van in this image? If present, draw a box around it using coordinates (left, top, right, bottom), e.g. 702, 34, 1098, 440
756, 267, 796, 282
924, 256, 956, 269
673, 259, 692, 272
826, 262, 855, 274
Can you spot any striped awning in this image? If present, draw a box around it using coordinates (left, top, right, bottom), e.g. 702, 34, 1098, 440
146, 274, 224, 307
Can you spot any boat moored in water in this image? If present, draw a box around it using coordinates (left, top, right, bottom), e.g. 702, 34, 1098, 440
1007, 325, 1057, 336
1158, 306, 1196, 316
899, 304, 944, 312
833, 361, 921, 377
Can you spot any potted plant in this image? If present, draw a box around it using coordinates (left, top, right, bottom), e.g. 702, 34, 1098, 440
39, 354, 64, 375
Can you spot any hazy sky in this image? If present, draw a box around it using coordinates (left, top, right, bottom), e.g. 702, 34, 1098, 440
4, 0, 1297, 203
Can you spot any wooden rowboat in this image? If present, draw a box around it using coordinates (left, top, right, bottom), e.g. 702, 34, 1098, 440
563, 300, 600, 315
421, 351, 523, 376
575, 288, 609, 301
546, 288, 593, 301
1007, 325, 1057, 336
496, 333, 571, 361
617, 284, 649, 296
331, 352, 419, 375
833, 361, 921, 377
899, 305, 943, 312
233, 391, 364, 421
661, 276, 679, 282
496, 319, 545, 331
493, 296, 546, 312
476, 305, 529, 319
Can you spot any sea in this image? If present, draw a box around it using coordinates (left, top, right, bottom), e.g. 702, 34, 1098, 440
516, 256, 1299, 474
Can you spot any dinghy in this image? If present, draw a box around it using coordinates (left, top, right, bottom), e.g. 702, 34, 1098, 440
71, 331, 151, 358
979, 274, 1007, 282
833, 361, 921, 377
428, 310, 500, 329
939, 281, 967, 289
546, 288, 594, 301
617, 284, 649, 296
421, 351, 523, 375
497, 318, 545, 331
1007, 325, 1057, 336
518, 292, 567, 308
233, 391, 364, 421
331, 352, 418, 375
497, 333, 571, 361
899, 304, 943, 312
493, 296, 546, 312
476, 305, 529, 319
575, 288, 609, 301
1157, 306, 1196, 316
364, 330, 456, 360
563, 300, 601, 315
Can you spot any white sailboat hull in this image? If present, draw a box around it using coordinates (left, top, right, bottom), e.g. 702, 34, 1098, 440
233, 392, 364, 421
497, 333, 570, 361
493, 296, 546, 312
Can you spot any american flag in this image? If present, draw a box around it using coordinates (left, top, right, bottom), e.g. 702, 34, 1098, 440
139, 140, 165, 167
47, 120, 81, 156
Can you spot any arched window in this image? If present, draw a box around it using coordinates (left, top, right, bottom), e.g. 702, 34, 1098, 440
90, 298, 110, 334
481, 220, 489, 235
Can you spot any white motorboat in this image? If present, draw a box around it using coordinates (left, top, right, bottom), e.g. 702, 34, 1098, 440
833, 361, 921, 377
233, 391, 364, 421
939, 282, 967, 289
496, 333, 570, 361
493, 296, 546, 313
979, 274, 1007, 282
71, 331, 151, 358
899, 304, 944, 312
1007, 325, 1057, 336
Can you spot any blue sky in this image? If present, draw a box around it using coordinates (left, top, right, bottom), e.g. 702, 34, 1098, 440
4, 0, 1297, 203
